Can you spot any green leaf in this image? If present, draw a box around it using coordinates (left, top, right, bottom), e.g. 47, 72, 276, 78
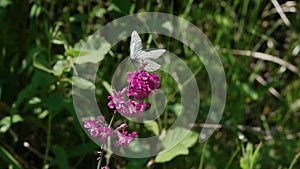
46, 92, 64, 112
241, 83, 259, 100
235, 82, 259, 100
72, 77, 95, 90
0, 0, 12, 7
94, 7, 106, 18
72, 32, 111, 64
290, 99, 300, 111
28, 97, 42, 105
11, 71, 55, 115
0, 146, 23, 169
52, 38, 66, 46
155, 144, 188, 163
67, 142, 97, 158
74, 51, 105, 64
126, 158, 149, 169
38, 110, 49, 119
171, 103, 182, 116
53, 60, 68, 76
33, 54, 56, 75
240, 142, 262, 169
73, 37, 110, 64
109, 0, 131, 14
0, 114, 23, 133
52, 145, 69, 169
144, 121, 159, 136
102, 81, 112, 95
34, 53, 69, 76
65, 49, 80, 58
69, 13, 88, 22
161, 21, 174, 33
155, 128, 199, 163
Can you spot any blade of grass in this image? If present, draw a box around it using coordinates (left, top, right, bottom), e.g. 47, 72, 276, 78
220, 49, 300, 76
0, 145, 23, 169
288, 151, 300, 169
251, 142, 262, 168
181, 0, 194, 18
225, 145, 241, 169
270, 0, 291, 27
253, 20, 282, 51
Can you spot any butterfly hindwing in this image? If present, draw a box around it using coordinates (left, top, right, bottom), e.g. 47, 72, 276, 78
139, 59, 161, 72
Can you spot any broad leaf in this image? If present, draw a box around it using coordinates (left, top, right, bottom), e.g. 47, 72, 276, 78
74, 51, 105, 64
72, 77, 95, 90
155, 128, 199, 163
52, 145, 69, 169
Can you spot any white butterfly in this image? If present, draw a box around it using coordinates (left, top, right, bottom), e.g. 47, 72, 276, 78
129, 30, 166, 72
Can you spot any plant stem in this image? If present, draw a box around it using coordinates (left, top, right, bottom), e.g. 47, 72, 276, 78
43, 111, 52, 167
198, 142, 206, 169
108, 114, 116, 127
97, 156, 102, 169
96, 113, 116, 169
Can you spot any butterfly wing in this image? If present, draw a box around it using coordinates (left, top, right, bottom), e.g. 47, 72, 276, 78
130, 30, 143, 60
137, 49, 166, 59
138, 58, 161, 72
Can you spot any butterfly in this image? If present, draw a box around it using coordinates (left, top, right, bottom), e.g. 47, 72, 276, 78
129, 30, 166, 72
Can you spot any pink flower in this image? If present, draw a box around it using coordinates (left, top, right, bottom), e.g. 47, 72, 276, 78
119, 100, 148, 117
101, 166, 110, 169
108, 88, 128, 113
83, 116, 113, 142
108, 88, 149, 117
126, 70, 160, 100
83, 119, 100, 137
116, 124, 128, 131
98, 126, 113, 142
115, 131, 138, 147
115, 124, 138, 147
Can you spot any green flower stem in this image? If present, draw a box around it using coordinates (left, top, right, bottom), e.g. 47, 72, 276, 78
43, 111, 52, 167
96, 113, 116, 169
198, 142, 206, 169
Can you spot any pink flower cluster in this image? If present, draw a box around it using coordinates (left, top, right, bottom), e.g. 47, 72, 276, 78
83, 116, 113, 142
83, 117, 137, 147
108, 70, 160, 117
115, 124, 138, 147
108, 88, 148, 117
127, 70, 160, 100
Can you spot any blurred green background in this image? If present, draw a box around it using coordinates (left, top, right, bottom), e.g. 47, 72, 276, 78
0, 0, 299, 168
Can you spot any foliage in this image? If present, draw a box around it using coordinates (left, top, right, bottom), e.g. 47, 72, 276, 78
0, 0, 299, 169
240, 142, 262, 169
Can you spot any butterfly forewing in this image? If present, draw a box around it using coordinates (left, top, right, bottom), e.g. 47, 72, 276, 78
136, 49, 166, 59
130, 31, 143, 59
